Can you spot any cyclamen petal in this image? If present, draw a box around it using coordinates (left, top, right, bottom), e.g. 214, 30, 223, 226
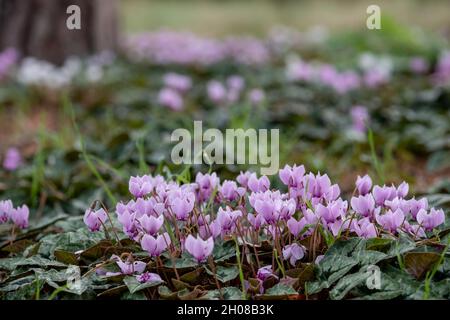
84, 208, 107, 232
10, 205, 29, 229
141, 233, 171, 257
185, 234, 214, 263
282, 243, 305, 266
0, 200, 13, 224
129, 175, 154, 198
355, 174, 372, 195
137, 272, 163, 284
416, 208, 445, 231
138, 214, 164, 235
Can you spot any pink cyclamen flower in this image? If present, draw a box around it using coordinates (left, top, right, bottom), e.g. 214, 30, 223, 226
401, 197, 428, 220
137, 214, 164, 235
195, 172, 220, 202
136, 272, 162, 284
279, 164, 305, 188
129, 175, 154, 198
170, 193, 195, 221
257, 265, 278, 281
10, 205, 29, 229
184, 234, 214, 263
216, 207, 242, 236
3, 147, 22, 171
350, 106, 369, 134
0, 200, 13, 223
83, 208, 108, 232
247, 174, 270, 193
254, 198, 278, 225
141, 233, 171, 257
118, 209, 138, 238
351, 194, 376, 218
352, 218, 377, 238
163, 72, 192, 92
236, 171, 252, 188
316, 200, 347, 224
372, 185, 397, 206
158, 87, 184, 111
355, 174, 372, 195
282, 243, 305, 266
410, 57, 428, 74
287, 217, 307, 237
416, 208, 445, 231
247, 213, 265, 230
376, 209, 404, 233
219, 180, 245, 202
207, 80, 227, 104
227, 75, 245, 92
396, 182, 409, 198
248, 88, 265, 105
111, 255, 146, 275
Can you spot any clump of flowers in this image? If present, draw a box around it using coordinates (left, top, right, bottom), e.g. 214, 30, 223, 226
83, 164, 447, 297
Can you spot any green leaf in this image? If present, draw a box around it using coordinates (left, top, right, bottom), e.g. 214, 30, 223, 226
329, 266, 372, 300
123, 276, 163, 294
205, 265, 239, 283
0, 256, 66, 271
265, 283, 297, 296
201, 287, 243, 300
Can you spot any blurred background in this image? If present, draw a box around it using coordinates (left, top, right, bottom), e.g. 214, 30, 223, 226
0, 0, 450, 216
122, 0, 450, 35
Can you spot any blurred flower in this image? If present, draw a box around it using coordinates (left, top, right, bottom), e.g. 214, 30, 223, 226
163, 72, 192, 92
410, 57, 428, 74
350, 106, 369, 134
84, 208, 108, 232
10, 205, 30, 229
207, 80, 227, 104
3, 147, 22, 171
0, 200, 13, 224
248, 88, 265, 105
158, 87, 184, 111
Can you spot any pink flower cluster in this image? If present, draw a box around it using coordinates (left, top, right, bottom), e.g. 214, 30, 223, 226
0, 200, 29, 229
285, 59, 391, 93
158, 72, 192, 111
84, 164, 446, 268
125, 31, 270, 66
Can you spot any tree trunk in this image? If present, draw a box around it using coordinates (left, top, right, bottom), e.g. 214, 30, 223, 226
0, 0, 119, 65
